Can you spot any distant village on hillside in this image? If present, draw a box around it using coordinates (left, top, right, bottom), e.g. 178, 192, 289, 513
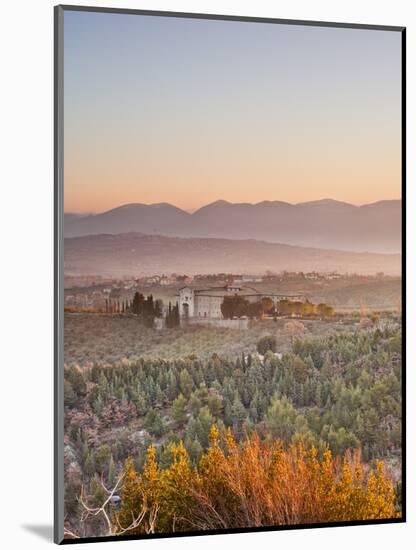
63, 270, 396, 325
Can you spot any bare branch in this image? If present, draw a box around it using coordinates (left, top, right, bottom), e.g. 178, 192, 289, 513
78, 473, 156, 537
63, 526, 80, 539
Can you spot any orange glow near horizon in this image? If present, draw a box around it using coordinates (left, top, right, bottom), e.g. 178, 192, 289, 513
64, 145, 401, 213
64, 12, 401, 215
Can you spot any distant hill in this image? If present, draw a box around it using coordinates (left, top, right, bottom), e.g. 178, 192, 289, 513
64, 232, 401, 278
64, 199, 401, 253
64, 203, 190, 238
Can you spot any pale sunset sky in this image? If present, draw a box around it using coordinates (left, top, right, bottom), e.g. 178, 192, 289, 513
64, 11, 402, 213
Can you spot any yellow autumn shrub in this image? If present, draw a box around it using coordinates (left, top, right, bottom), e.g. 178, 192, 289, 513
114, 427, 398, 535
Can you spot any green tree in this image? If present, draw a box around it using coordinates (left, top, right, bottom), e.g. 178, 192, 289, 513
144, 410, 165, 437
108, 454, 116, 488
266, 397, 301, 443
179, 369, 194, 398
131, 292, 145, 315
172, 394, 187, 426
247, 301, 264, 319
292, 355, 309, 383
257, 335, 277, 355
221, 295, 249, 319
231, 393, 247, 429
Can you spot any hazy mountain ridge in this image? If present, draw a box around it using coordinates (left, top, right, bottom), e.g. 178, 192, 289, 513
64, 199, 401, 254
64, 232, 401, 277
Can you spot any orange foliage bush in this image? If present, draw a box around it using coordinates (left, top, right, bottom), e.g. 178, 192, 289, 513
114, 426, 398, 535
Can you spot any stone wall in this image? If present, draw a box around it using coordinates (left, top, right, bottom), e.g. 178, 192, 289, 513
183, 317, 249, 330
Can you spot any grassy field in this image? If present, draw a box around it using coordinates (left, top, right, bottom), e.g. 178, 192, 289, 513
64, 312, 363, 366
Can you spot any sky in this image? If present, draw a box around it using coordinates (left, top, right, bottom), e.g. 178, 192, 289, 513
64, 10, 402, 213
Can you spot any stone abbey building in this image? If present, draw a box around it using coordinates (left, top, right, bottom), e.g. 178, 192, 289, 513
178, 285, 303, 320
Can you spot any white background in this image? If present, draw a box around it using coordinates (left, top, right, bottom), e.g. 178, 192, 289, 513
0, 0, 414, 548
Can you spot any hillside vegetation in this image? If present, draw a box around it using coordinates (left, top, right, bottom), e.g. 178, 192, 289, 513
64, 322, 402, 538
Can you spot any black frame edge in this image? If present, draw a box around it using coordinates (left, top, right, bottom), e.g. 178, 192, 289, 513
56, 4, 405, 32
400, 26, 406, 524
60, 518, 405, 545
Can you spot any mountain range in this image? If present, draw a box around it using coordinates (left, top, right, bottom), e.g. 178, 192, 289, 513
64, 199, 401, 254
64, 232, 401, 278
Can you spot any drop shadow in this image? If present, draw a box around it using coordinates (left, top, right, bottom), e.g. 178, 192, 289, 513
22, 524, 53, 542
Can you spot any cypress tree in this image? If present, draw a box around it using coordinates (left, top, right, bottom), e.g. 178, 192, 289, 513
108, 454, 116, 488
